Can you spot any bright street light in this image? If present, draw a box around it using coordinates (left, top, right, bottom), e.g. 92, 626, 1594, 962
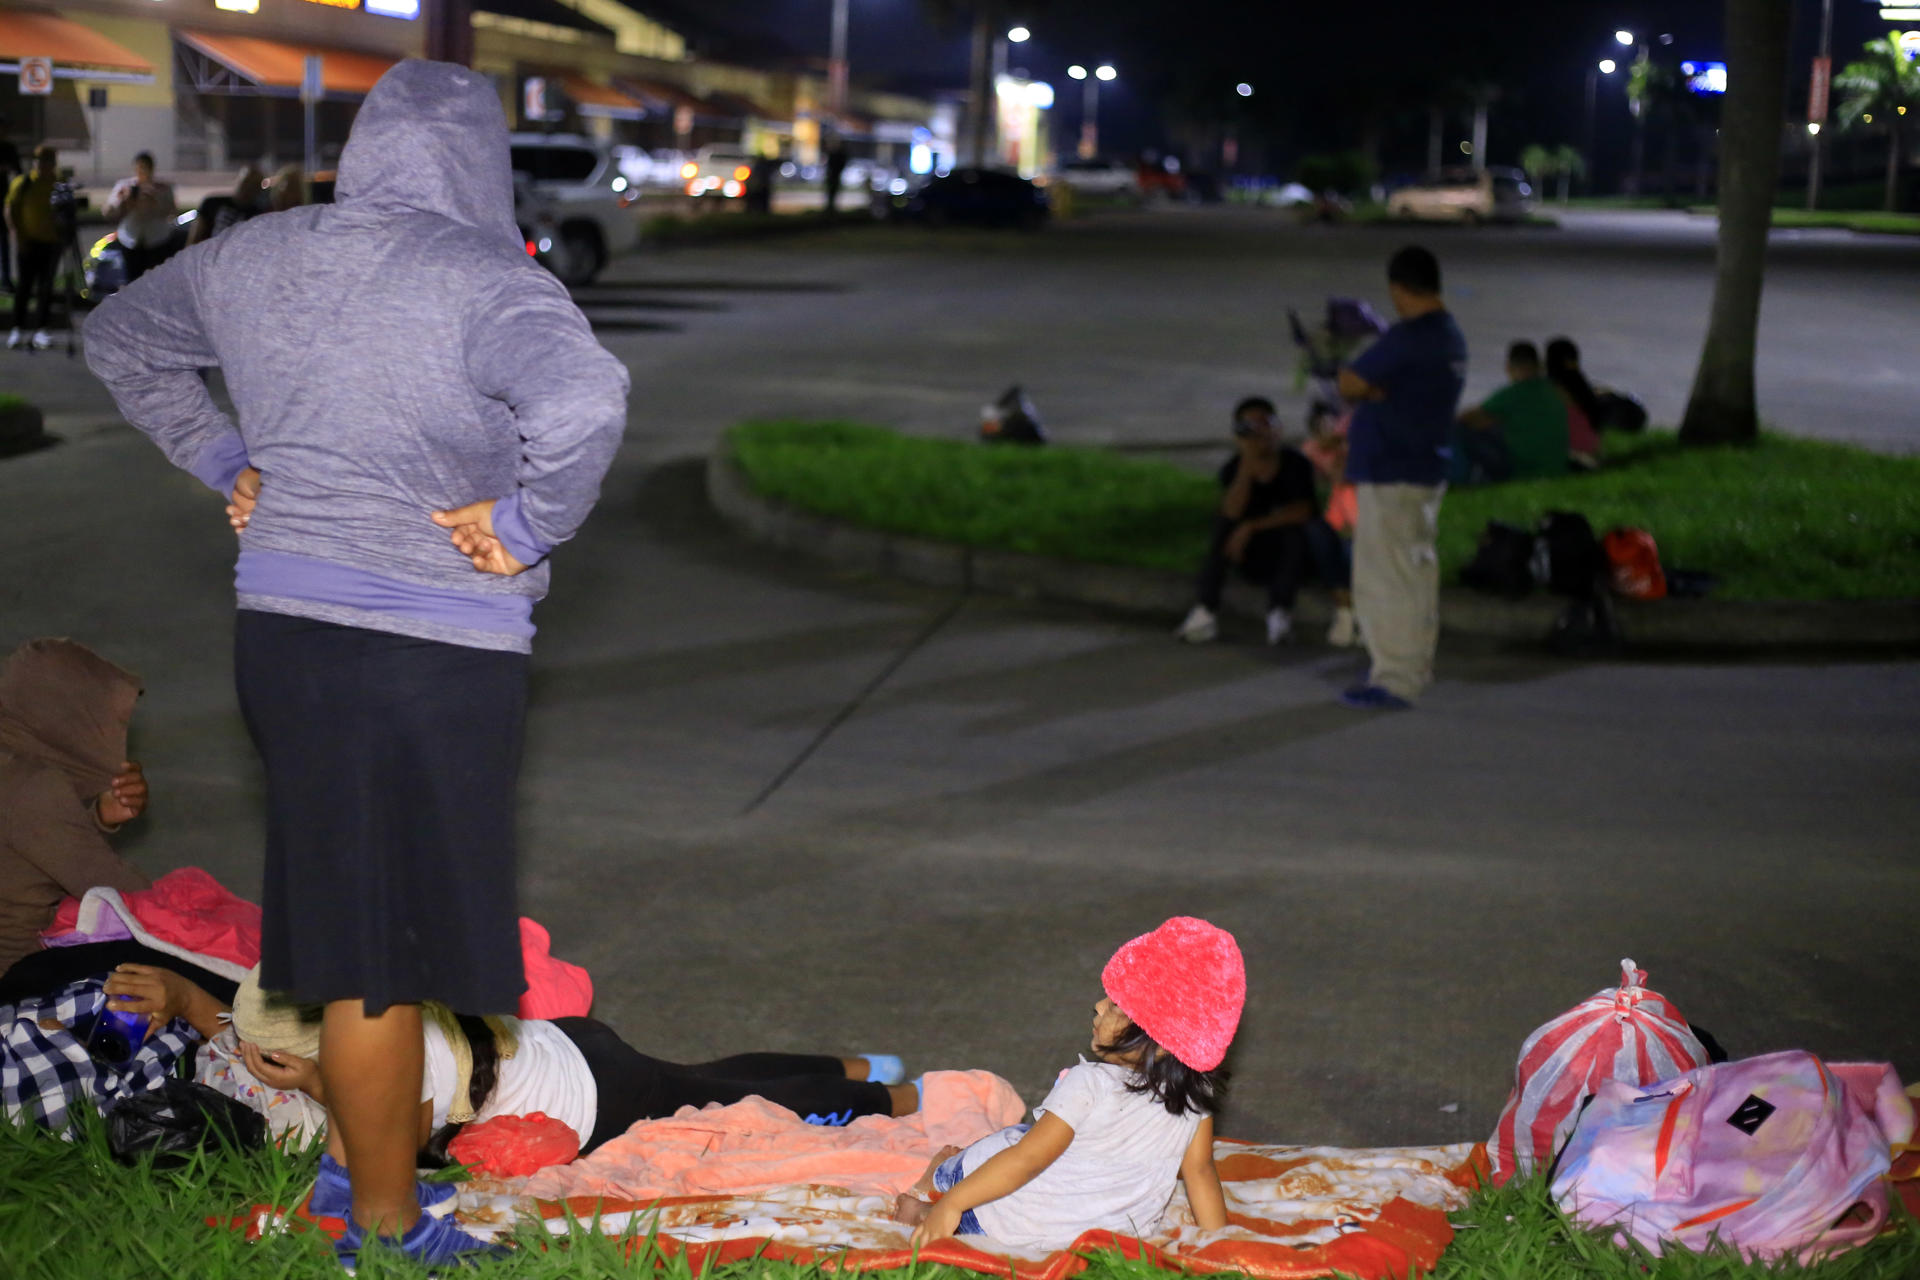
1614, 29, 1634, 46
1007, 25, 1030, 42
1598, 58, 1617, 74
1067, 64, 1088, 80
1095, 64, 1116, 81
1235, 82, 1253, 97
1806, 122, 1822, 135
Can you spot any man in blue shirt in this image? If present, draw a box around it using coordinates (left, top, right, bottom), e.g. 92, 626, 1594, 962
1334, 246, 1467, 709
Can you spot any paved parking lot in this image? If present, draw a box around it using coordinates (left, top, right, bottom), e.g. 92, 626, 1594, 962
4, 207, 1916, 1144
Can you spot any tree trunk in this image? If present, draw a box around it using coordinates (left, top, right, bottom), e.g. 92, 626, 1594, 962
1886, 124, 1902, 213
1680, 0, 1793, 447
966, 7, 997, 167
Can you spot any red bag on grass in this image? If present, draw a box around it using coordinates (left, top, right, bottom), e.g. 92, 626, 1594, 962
1603, 527, 1667, 600
1488, 959, 1709, 1185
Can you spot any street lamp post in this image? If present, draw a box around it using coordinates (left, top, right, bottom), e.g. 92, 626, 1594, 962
1065, 63, 1114, 160
1807, 0, 1835, 209
424, 0, 472, 66
1585, 57, 1618, 193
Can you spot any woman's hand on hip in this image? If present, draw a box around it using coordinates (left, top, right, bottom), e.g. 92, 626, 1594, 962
432, 500, 529, 577
227, 467, 261, 533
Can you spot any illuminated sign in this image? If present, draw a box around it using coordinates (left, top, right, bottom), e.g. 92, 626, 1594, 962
214, 0, 261, 12
1680, 60, 1727, 94
296, 0, 361, 9
365, 0, 422, 17
1900, 31, 1920, 61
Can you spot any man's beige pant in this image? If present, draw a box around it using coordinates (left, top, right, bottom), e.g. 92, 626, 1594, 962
1352, 482, 1445, 700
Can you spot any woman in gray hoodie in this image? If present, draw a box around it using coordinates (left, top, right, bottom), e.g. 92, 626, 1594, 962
86, 60, 629, 1263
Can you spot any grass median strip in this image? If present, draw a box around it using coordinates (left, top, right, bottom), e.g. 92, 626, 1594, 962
728, 421, 1920, 603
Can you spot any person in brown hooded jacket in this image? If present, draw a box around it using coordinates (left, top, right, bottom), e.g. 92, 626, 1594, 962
0, 638, 153, 970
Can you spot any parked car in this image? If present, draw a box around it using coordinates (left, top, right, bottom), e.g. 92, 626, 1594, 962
878, 168, 1049, 228
682, 146, 759, 198
1052, 158, 1140, 198
507, 133, 640, 284
1385, 166, 1534, 223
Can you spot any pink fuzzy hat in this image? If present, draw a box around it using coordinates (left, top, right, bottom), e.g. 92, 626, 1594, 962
1101, 917, 1245, 1072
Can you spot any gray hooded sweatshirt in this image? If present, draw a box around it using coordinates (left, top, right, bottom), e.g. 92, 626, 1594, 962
85, 60, 629, 653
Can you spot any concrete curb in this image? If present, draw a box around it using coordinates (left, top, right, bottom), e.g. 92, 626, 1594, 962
706, 446, 1920, 650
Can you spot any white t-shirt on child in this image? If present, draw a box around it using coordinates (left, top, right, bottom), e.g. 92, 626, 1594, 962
422, 1018, 598, 1148
968, 1058, 1204, 1250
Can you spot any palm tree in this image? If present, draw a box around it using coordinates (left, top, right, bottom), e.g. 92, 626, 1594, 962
1628, 57, 1694, 203
1521, 143, 1585, 202
1679, 0, 1793, 447
1834, 32, 1920, 211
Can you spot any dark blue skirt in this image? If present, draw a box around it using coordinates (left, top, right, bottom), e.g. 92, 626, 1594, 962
234, 609, 528, 1014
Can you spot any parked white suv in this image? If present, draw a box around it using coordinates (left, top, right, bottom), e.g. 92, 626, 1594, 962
508, 133, 640, 285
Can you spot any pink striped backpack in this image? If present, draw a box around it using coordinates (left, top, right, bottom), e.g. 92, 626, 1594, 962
1488, 959, 1709, 1185
1550, 1051, 1914, 1262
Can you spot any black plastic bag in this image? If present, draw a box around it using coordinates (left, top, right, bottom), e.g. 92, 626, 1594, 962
105, 1078, 267, 1167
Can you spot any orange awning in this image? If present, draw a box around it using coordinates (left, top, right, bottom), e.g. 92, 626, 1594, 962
560, 75, 645, 120
0, 11, 155, 81
177, 30, 397, 97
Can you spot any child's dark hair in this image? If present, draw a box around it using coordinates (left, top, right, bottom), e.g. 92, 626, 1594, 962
1097, 1017, 1228, 1117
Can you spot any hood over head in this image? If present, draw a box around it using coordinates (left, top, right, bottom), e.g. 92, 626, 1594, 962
333, 59, 518, 245
0, 638, 141, 799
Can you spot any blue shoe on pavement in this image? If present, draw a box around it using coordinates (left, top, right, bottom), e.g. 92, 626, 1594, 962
308, 1153, 458, 1221
336, 1210, 505, 1268
858, 1053, 905, 1085
1340, 684, 1413, 710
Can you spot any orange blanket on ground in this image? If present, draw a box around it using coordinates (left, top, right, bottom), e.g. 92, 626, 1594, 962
497, 1142, 1481, 1280
524, 1069, 1026, 1202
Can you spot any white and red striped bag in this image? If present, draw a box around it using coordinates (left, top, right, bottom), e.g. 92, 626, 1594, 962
1488, 959, 1710, 1185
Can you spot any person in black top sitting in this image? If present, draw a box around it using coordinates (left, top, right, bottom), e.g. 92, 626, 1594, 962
1175, 397, 1352, 645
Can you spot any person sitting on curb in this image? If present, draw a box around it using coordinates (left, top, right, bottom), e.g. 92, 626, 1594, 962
1174, 398, 1355, 647
1452, 341, 1568, 485
0, 639, 152, 972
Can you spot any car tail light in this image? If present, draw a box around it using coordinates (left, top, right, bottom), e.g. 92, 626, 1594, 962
525, 240, 538, 256
681, 162, 698, 179
733, 165, 751, 181
722, 180, 741, 198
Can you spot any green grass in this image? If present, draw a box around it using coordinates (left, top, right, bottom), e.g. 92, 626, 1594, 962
1762, 208, 1920, 237
5, 1111, 1915, 1279
0, 393, 29, 411
728, 421, 1920, 602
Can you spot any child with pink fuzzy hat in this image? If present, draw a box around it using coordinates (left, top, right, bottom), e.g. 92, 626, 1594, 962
895, 917, 1245, 1251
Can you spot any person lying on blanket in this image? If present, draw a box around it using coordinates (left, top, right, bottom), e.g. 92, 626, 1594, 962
227, 965, 920, 1218
894, 917, 1242, 1250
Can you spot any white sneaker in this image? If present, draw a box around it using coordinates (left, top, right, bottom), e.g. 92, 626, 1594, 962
5, 329, 21, 350
1327, 606, 1358, 647
1175, 604, 1218, 643
30, 330, 51, 350
1265, 607, 1293, 644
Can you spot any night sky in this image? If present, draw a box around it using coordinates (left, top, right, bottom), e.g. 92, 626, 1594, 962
681, 0, 1899, 175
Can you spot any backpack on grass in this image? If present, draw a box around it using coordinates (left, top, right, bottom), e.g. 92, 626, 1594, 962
1551, 1051, 1915, 1263
1488, 959, 1708, 1186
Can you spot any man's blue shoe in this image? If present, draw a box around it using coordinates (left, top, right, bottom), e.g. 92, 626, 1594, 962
308, 1153, 458, 1221
1340, 684, 1413, 710
336, 1210, 505, 1268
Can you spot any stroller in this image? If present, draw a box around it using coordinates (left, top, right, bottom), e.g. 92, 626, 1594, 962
1288, 296, 1386, 420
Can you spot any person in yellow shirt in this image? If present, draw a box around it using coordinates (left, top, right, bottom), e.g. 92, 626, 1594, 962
4, 145, 62, 350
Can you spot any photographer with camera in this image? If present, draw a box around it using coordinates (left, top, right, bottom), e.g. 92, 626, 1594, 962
103, 152, 177, 284
4, 145, 62, 350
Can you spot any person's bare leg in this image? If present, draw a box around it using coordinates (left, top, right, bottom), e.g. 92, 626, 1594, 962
840, 1057, 870, 1080
888, 1083, 920, 1116
321, 999, 424, 1236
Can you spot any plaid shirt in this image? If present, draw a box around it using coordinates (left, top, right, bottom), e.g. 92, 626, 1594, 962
1, 974, 200, 1137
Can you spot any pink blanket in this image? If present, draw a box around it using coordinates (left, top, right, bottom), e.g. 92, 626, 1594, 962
526, 1069, 1026, 1202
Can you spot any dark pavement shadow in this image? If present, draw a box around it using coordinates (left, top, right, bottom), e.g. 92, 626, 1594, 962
585, 278, 851, 293
581, 316, 685, 333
